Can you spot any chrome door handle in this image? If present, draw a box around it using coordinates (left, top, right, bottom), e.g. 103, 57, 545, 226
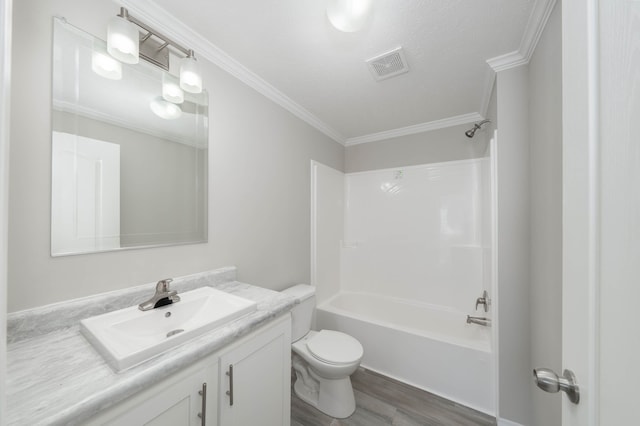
533, 368, 580, 404
226, 364, 234, 406
197, 382, 207, 425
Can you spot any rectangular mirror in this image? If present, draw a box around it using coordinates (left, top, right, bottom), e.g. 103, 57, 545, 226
51, 18, 208, 256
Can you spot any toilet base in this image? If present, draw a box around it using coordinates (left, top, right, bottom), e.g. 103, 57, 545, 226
292, 356, 356, 418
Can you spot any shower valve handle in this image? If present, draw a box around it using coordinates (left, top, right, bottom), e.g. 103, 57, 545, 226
475, 290, 489, 312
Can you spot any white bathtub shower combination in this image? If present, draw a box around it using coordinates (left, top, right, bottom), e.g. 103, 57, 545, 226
311, 158, 495, 414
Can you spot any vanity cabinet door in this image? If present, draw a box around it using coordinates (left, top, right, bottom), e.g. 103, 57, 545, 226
218, 315, 291, 426
86, 360, 217, 426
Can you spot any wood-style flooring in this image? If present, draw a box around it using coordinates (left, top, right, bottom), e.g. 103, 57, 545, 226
291, 368, 496, 426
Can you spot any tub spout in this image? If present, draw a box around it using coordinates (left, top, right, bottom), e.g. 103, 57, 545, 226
466, 315, 491, 326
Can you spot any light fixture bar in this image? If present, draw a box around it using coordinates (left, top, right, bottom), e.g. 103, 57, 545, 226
108, 7, 203, 94
117, 7, 193, 70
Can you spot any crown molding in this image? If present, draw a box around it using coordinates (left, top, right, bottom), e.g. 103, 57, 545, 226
344, 112, 484, 146
118, 0, 556, 148
519, 0, 558, 62
486, 51, 528, 73
118, 0, 346, 145
486, 0, 557, 72
481, 0, 557, 117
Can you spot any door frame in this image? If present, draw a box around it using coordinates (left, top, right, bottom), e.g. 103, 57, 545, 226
0, 0, 12, 424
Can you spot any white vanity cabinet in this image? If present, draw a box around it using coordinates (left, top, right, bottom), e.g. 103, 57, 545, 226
218, 315, 292, 426
86, 314, 291, 426
86, 360, 217, 425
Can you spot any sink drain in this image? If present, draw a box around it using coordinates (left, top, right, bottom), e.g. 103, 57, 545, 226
166, 329, 184, 338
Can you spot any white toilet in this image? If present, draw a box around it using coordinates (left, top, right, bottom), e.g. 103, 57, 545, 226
282, 284, 364, 418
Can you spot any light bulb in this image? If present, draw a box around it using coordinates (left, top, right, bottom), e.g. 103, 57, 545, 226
92, 50, 122, 80
107, 15, 139, 64
180, 54, 202, 94
327, 0, 373, 32
162, 73, 184, 104
150, 97, 182, 120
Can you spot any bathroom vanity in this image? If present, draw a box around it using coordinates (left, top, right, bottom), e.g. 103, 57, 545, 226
5, 268, 294, 426
87, 315, 290, 426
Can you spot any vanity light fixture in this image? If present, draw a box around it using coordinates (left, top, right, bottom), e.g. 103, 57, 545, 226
327, 0, 373, 32
106, 9, 139, 64
106, 7, 203, 93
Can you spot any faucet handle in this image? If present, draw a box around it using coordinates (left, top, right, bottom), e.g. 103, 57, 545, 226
156, 278, 173, 292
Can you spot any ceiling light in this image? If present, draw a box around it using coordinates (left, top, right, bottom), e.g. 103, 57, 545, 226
327, 0, 373, 32
180, 50, 203, 94
162, 73, 184, 104
91, 49, 122, 80
107, 10, 139, 64
150, 97, 182, 120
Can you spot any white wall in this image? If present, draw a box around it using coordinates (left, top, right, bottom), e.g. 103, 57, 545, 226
528, 3, 562, 426
341, 160, 485, 313
8, 0, 343, 311
496, 65, 532, 425
0, 0, 11, 422
345, 124, 490, 173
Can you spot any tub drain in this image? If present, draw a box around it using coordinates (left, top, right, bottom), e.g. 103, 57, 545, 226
166, 329, 184, 338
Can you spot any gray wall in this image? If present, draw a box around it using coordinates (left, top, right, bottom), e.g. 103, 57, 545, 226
345, 124, 489, 172
528, 4, 562, 426
8, 0, 343, 311
496, 65, 532, 424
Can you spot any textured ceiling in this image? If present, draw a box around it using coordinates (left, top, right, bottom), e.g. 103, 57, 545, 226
150, 0, 535, 141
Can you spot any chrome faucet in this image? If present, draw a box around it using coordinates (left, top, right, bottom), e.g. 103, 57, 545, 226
138, 279, 180, 311
466, 315, 491, 326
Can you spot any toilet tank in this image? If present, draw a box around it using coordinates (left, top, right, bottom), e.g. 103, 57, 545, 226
282, 284, 316, 342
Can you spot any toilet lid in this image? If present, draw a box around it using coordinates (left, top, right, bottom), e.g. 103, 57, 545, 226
306, 330, 363, 365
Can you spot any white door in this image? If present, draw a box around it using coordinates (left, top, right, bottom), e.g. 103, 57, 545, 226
51, 131, 120, 254
562, 0, 640, 425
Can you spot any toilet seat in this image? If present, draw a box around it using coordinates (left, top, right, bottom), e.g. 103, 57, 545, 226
306, 330, 363, 365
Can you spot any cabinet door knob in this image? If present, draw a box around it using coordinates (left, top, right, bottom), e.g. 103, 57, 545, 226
197, 382, 207, 425
226, 364, 234, 406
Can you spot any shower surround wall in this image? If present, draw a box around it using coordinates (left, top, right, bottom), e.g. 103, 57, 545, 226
312, 158, 494, 413
341, 160, 486, 312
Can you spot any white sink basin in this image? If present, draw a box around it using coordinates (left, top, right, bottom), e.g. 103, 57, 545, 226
80, 286, 257, 371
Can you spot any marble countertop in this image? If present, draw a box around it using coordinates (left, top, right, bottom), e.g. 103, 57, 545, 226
6, 268, 296, 426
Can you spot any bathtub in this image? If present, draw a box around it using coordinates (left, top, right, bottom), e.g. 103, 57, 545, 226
315, 291, 495, 415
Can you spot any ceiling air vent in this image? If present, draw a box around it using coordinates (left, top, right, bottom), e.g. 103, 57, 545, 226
366, 47, 409, 81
